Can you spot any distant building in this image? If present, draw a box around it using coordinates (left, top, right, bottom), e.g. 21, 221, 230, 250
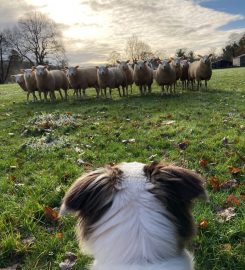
212, 59, 232, 69
233, 54, 245, 67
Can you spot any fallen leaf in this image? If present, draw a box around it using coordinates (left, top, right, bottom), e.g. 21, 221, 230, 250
228, 166, 241, 174
199, 219, 209, 229
216, 207, 236, 222
199, 159, 208, 167
9, 175, 17, 182
56, 232, 63, 238
240, 192, 245, 201
166, 113, 173, 119
44, 207, 59, 221
220, 179, 239, 190
226, 195, 241, 206
222, 243, 232, 252
209, 177, 220, 191
178, 140, 189, 150
161, 120, 176, 126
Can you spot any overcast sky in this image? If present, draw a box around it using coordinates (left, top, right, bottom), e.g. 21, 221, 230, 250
1, 0, 244, 65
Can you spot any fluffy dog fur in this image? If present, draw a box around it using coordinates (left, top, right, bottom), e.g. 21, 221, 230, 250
60, 161, 207, 270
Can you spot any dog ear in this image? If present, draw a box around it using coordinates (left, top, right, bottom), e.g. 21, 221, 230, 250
60, 166, 122, 222
144, 161, 207, 244
144, 161, 207, 202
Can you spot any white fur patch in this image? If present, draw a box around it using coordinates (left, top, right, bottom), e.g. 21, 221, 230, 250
82, 162, 180, 266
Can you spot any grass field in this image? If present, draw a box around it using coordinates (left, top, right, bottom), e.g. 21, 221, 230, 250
0, 67, 244, 270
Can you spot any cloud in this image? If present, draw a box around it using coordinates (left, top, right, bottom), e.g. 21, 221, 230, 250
1, 0, 244, 65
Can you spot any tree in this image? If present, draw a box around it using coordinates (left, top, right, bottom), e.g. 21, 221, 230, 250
222, 33, 245, 61
6, 12, 66, 65
107, 50, 121, 65
0, 31, 19, 84
125, 34, 152, 60
175, 48, 187, 58
186, 50, 195, 62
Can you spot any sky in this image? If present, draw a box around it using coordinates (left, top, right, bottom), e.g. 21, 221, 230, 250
0, 0, 244, 65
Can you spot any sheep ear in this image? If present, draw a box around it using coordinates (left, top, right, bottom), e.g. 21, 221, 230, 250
75, 65, 79, 69
198, 55, 203, 58
60, 166, 121, 219
144, 161, 207, 202
126, 60, 130, 63
116, 60, 121, 64
168, 60, 172, 63
64, 66, 68, 70
32, 66, 36, 70
208, 54, 213, 58
95, 66, 99, 69
144, 60, 147, 64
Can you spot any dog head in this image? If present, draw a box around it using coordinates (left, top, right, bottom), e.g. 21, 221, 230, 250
60, 161, 207, 264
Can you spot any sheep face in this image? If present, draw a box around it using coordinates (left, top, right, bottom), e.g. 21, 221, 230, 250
67, 66, 79, 77
12, 74, 24, 83
198, 54, 212, 65
35, 65, 48, 76
172, 58, 181, 67
23, 69, 33, 79
180, 60, 189, 68
117, 60, 130, 71
135, 61, 147, 70
159, 60, 171, 71
97, 65, 109, 76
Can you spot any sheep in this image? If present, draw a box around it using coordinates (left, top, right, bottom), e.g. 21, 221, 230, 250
11, 74, 36, 101
34, 65, 56, 101
170, 57, 182, 91
21, 68, 39, 101
96, 65, 125, 98
148, 57, 160, 70
133, 60, 153, 95
51, 70, 70, 100
180, 60, 189, 90
188, 54, 212, 90
155, 59, 176, 95
66, 66, 99, 99
116, 60, 134, 95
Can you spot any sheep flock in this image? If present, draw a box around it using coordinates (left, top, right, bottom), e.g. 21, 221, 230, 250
11, 54, 213, 102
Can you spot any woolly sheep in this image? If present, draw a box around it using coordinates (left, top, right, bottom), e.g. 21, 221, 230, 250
34, 65, 56, 101
155, 60, 176, 95
180, 60, 189, 90
133, 60, 153, 95
66, 66, 99, 99
11, 74, 36, 101
96, 65, 125, 98
188, 54, 212, 90
171, 57, 182, 91
116, 60, 134, 96
21, 68, 39, 101
51, 69, 70, 100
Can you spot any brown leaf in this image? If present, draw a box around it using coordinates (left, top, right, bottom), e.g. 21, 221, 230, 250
178, 140, 189, 150
209, 177, 220, 191
199, 159, 208, 167
240, 192, 245, 201
166, 113, 173, 119
44, 207, 59, 221
199, 219, 209, 229
216, 207, 236, 222
226, 195, 241, 206
56, 232, 63, 238
228, 166, 241, 174
220, 179, 239, 190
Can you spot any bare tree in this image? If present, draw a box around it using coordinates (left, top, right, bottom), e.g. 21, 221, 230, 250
6, 12, 66, 65
125, 34, 152, 60
175, 48, 187, 58
107, 50, 121, 65
0, 31, 20, 84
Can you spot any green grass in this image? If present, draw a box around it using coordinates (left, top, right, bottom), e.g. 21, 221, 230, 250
0, 67, 244, 269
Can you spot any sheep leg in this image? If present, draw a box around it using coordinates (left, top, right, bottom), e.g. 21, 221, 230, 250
38, 91, 42, 101
109, 88, 112, 99
130, 84, 133, 94
78, 89, 82, 99
122, 87, 125, 97
82, 89, 86, 98
126, 85, 129, 96
139, 85, 143, 96
205, 80, 207, 90
58, 89, 63, 100
63, 89, 68, 100
161, 85, 164, 96
32, 92, 38, 102
95, 87, 100, 98
148, 85, 152, 94
197, 80, 200, 91
43, 91, 48, 102
26, 92, 30, 102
